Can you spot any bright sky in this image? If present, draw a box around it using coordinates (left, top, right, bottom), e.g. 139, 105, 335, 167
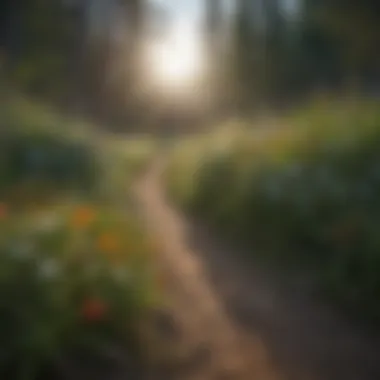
142, 0, 299, 105
152, 0, 204, 22
151, 0, 299, 25
141, 0, 300, 104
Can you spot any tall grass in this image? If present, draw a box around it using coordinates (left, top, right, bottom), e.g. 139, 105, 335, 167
166, 99, 380, 321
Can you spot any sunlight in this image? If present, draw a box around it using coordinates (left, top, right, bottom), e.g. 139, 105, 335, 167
154, 41, 199, 85
145, 23, 205, 95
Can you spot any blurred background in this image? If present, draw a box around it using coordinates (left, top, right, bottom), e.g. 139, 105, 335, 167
1, 0, 378, 132
1, 1, 380, 380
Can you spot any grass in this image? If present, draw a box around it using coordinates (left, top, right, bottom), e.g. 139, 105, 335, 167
0, 97, 159, 379
165, 98, 380, 323
0, 202, 157, 378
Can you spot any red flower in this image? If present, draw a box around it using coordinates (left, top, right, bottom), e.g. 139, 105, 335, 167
0, 203, 8, 219
81, 298, 108, 322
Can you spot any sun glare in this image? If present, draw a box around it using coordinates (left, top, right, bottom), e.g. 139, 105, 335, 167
145, 24, 205, 94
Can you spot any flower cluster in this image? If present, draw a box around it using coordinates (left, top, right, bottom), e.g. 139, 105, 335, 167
0, 201, 156, 378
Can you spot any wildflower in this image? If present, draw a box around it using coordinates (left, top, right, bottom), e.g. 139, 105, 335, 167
34, 213, 62, 233
39, 259, 60, 280
97, 232, 120, 254
81, 298, 108, 322
71, 206, 96, 229
0, 203, 8, 219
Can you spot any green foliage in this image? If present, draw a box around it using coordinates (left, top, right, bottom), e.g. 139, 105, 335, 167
7, 0, 81, 96
232, 0, 380, 108
166, 100, 380, 321
0, 99, 159, 378
0, 202, 156, 379
313, 0, 380, 71
0, 99, 156, 203
0, 131, 98, 195
0, 99, 100, 200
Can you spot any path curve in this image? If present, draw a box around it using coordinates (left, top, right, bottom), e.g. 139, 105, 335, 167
133, 157, 380, 380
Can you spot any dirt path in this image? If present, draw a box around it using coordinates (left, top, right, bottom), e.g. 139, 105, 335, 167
133, 157, 380, 380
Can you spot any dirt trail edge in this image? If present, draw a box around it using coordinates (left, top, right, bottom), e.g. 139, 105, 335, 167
132, 157, 380, 380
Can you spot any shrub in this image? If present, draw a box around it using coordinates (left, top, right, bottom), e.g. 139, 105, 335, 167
0, 130, 99, 197
0, 98, 159, 378
166, 100, 380, 321
0, 201, 157, 379
0, 99, 101, 200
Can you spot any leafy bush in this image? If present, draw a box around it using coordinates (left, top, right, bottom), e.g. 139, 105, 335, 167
0, 201, 157, 379
0, 99, 156, 204
0, 98, 101, 200
166, 100, 380, 321
0, 130, 99, 196
0, 98, 159, 378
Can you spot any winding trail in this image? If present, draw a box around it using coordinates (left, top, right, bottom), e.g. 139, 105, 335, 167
133, 157, 380, 380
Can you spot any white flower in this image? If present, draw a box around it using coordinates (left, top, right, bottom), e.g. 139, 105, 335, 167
38, 259, 61, 280
34, 213, 62, 234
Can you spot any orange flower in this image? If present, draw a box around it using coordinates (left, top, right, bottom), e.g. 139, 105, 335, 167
81, 298, 108, 322
97, 232, 120, 254
0, 203, 7, 219
71, 206, 96, 228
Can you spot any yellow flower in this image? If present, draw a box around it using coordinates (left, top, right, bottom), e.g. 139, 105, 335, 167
71, 206, 96, 229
